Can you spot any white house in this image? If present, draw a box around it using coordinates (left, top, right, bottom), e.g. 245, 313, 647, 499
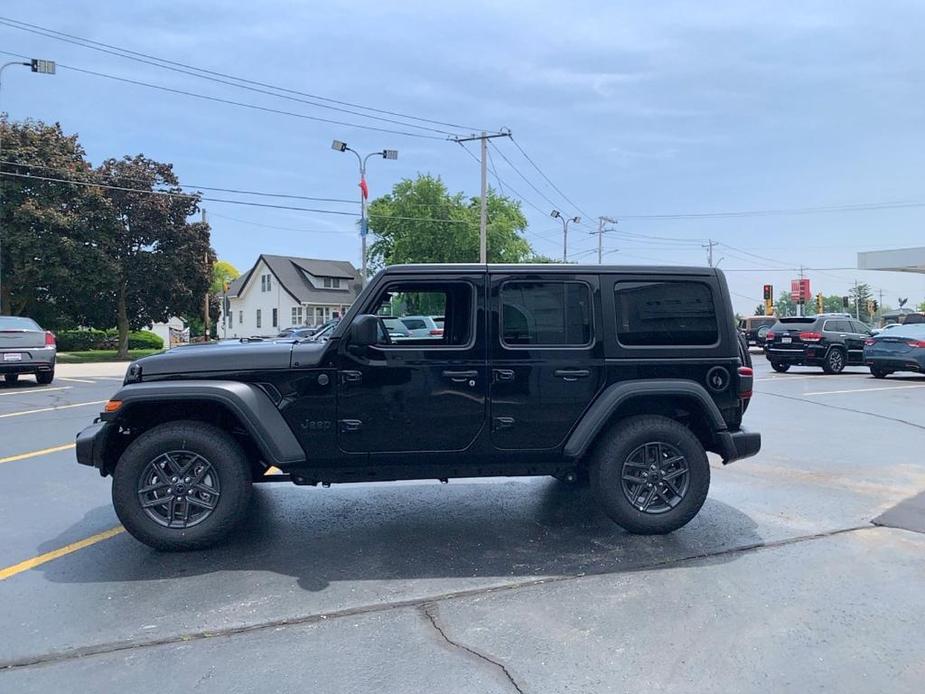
220, 255, 361, 338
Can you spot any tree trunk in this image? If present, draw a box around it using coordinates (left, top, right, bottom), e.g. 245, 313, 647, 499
116, 283, 130, 360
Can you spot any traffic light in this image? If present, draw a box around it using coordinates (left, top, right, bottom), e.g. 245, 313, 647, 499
763, 284, 773, 301
815, 293, 824, 314
842, 296, 849, 309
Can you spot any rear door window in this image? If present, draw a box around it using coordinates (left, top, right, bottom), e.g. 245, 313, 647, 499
500, 281, 592, 347
614, 280, 718, 346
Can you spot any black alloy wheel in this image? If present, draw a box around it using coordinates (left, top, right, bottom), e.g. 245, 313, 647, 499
823, 348, 845, 374
620, 442, 690, 514
137, 450, 221, 529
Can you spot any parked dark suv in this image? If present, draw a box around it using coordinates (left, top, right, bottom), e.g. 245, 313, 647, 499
76, 264, 760, 550
764, 314, 873, 373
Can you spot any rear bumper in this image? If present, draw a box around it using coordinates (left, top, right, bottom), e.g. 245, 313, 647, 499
715, 427, 761, 464
764, 346, 823, 365
0, 347, 55, 374
76, 420, 112, 473
865, 356, 924, 373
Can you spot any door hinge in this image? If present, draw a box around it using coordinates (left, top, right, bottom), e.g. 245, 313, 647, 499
339, 419, 362, 432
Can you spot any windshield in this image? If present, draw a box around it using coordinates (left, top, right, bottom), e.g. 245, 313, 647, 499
0, 316, 41, 331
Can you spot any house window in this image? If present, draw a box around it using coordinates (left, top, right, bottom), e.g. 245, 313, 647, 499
323, 277, 332, 288
272, 308, 278, 328
332, 278, 341, 289
256, 309, 262, 329
239, 310, 243, 325
228, 311, 233, 327
291, 306, 303, 325
260, 274, 272, 292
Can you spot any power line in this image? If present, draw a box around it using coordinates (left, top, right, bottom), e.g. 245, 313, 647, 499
618, 200, 925, 220
0, 49, 448, 141
508, 135, 590, 219
0, 16, 483, 133
455, 142, 547, 216
0, 159, 357, 203
489, 140, 566, 214
207, 212, 356, 235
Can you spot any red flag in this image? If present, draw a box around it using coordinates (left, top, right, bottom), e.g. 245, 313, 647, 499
359, 177, 368, 200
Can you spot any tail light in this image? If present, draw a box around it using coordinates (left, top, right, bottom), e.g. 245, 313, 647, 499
44, 331, 56, 346
429, 328, 444, 336
799, 331, 823, 342
907, 339, 925, 348
864, 338, 876, 346
737, 366, 753, 400
765, 331, 775, 340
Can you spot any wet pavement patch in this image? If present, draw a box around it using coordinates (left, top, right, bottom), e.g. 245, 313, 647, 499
873, 490, 925, 534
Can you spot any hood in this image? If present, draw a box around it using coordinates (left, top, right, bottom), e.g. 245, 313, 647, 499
134, 339, 325, 377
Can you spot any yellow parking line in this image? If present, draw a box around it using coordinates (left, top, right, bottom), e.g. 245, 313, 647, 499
0, 400, 106, 419
57, 377, 97, 384
0, 386, 71, 397
0, 443, 75, 465
0, 526, 125, 582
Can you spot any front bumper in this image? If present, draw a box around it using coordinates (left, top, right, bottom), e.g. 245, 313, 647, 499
715, 427, 761, 464
76, 420, 112, 473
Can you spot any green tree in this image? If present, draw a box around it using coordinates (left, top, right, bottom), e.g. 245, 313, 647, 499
211, 259, 239, 296
917, 299, 925, 312
97, 155, 213, 358
368, 174, 532, 268
0, 118, 113, 321
774, 291, 796, 317
823, 294, 846, 313
753, 303, 765, 317
849, 282, 874, 323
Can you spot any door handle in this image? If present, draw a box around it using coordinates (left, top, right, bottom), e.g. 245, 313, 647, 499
554, 369, 591, 381
442, 369, 478, 383
341, 370, 362, 384
339, 419, 362, 432
493, 368, 515, 382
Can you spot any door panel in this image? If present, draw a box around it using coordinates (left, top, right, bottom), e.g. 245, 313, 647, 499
336, 275, 487, 454
489, 274, 604, 450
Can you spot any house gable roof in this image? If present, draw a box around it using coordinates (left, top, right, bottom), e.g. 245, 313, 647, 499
227, 254, 360, 304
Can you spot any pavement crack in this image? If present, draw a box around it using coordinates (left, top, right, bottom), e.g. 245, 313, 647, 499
762, 391, 925, 431
0, 523, 876, 673
420, 602, 525, 694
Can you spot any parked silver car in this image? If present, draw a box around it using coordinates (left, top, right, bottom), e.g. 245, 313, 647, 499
0, 316, 56, 385
399, 315, 443, 338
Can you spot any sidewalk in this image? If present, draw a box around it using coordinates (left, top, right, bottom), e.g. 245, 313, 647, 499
56, 362, 128, 379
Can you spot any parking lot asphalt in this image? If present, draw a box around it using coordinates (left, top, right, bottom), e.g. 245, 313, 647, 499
1, 358, 924, 692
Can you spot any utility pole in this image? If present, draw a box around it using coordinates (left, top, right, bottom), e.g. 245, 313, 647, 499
202, 209, 211, 341
449, 129, 511, 263
798, 265, 805, 317
0, 58, 55, 314
331, 140, 398, 286
702, 238, 719, 267
551, 210, 581, 261
596, 216, 617, 264
854, 279, 860, 320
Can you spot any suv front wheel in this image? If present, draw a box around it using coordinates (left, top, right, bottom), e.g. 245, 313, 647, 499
112, 421, 252, 551
590, 415, 710, 535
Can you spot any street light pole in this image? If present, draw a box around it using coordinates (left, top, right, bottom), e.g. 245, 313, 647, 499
0, 58, 55, 314
332, 140, 397, 287
551, 210, 581, 262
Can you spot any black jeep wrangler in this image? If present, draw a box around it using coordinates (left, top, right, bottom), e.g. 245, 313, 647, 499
76, 264, 760, 550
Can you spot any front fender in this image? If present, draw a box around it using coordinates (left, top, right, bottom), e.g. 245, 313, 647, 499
563, 379, 728, 460
105, 380, 306, 465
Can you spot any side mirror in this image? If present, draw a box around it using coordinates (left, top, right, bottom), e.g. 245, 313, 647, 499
349, 314, 380, 347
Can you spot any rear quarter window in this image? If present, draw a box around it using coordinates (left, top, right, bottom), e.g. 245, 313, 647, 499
614, 280, 718, 346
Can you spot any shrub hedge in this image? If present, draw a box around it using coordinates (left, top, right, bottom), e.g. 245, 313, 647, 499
56, 329, 164, 352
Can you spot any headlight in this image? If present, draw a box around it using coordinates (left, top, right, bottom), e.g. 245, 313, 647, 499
124, 362, 143, 384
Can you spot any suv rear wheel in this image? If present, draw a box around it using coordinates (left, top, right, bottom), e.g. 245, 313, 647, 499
822, 347, 846, 374
590, 415, 709, 534
112, 421, 252, 551
770, 361, 790, 373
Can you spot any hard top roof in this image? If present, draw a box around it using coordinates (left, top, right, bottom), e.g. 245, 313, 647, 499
381, 263, 717, 275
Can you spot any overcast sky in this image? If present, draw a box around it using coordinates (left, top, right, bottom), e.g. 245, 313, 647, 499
3, 1, 925, 313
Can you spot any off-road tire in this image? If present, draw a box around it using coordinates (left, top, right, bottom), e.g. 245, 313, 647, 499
590, 415, 710, 535
112, 420, 252, 551
4, 374, 18, 385
822, 348, 846, 374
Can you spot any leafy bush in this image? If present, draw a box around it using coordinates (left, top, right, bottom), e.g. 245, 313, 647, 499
55, 328, 163, 351
127, 330, 164, 350
55, 329, 108, 352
